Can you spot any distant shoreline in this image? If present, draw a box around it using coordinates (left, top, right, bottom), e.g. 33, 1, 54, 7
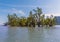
2, 25, 60, 27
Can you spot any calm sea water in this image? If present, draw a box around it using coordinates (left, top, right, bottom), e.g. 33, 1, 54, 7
0, 25, 60, 42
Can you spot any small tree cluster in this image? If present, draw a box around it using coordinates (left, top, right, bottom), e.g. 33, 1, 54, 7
7, 7, 56, 27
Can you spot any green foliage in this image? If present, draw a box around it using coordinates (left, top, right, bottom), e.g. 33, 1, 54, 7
40, 15, 45, 26
7, 7, 56, 27
26, 11, 36, 27
40, 15, 56, 26
20, 17, 27, 26
7, 13, 19, 26
33, 7, 42, 21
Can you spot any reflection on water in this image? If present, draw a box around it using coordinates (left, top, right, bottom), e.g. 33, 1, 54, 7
0, 26, 60, 42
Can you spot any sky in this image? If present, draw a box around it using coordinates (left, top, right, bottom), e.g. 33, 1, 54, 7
0, 0, 60, 25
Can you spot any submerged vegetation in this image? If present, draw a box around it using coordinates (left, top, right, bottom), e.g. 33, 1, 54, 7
7, 7, 56, 27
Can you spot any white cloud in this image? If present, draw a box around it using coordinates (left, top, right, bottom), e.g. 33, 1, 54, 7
43, 13, 60, 17
18, 11, 24, 14
0, 8, 25, 15
9, 8, 25, 15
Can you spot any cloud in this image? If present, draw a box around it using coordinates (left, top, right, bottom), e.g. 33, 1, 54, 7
9, 8, 25, 15
0, 8, 25, 15
18, 11, 25, 15
44, 13, 60, 17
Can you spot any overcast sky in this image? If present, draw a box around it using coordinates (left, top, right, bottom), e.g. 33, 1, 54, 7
0, 0, 60, 25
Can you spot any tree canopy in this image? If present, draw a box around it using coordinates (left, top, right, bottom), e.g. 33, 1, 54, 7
7, 7, 56, 27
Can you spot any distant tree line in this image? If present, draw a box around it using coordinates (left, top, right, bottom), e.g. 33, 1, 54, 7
6, 7, 56, 27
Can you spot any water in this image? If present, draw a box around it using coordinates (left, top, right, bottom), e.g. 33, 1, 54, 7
0, 25, 60, 42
